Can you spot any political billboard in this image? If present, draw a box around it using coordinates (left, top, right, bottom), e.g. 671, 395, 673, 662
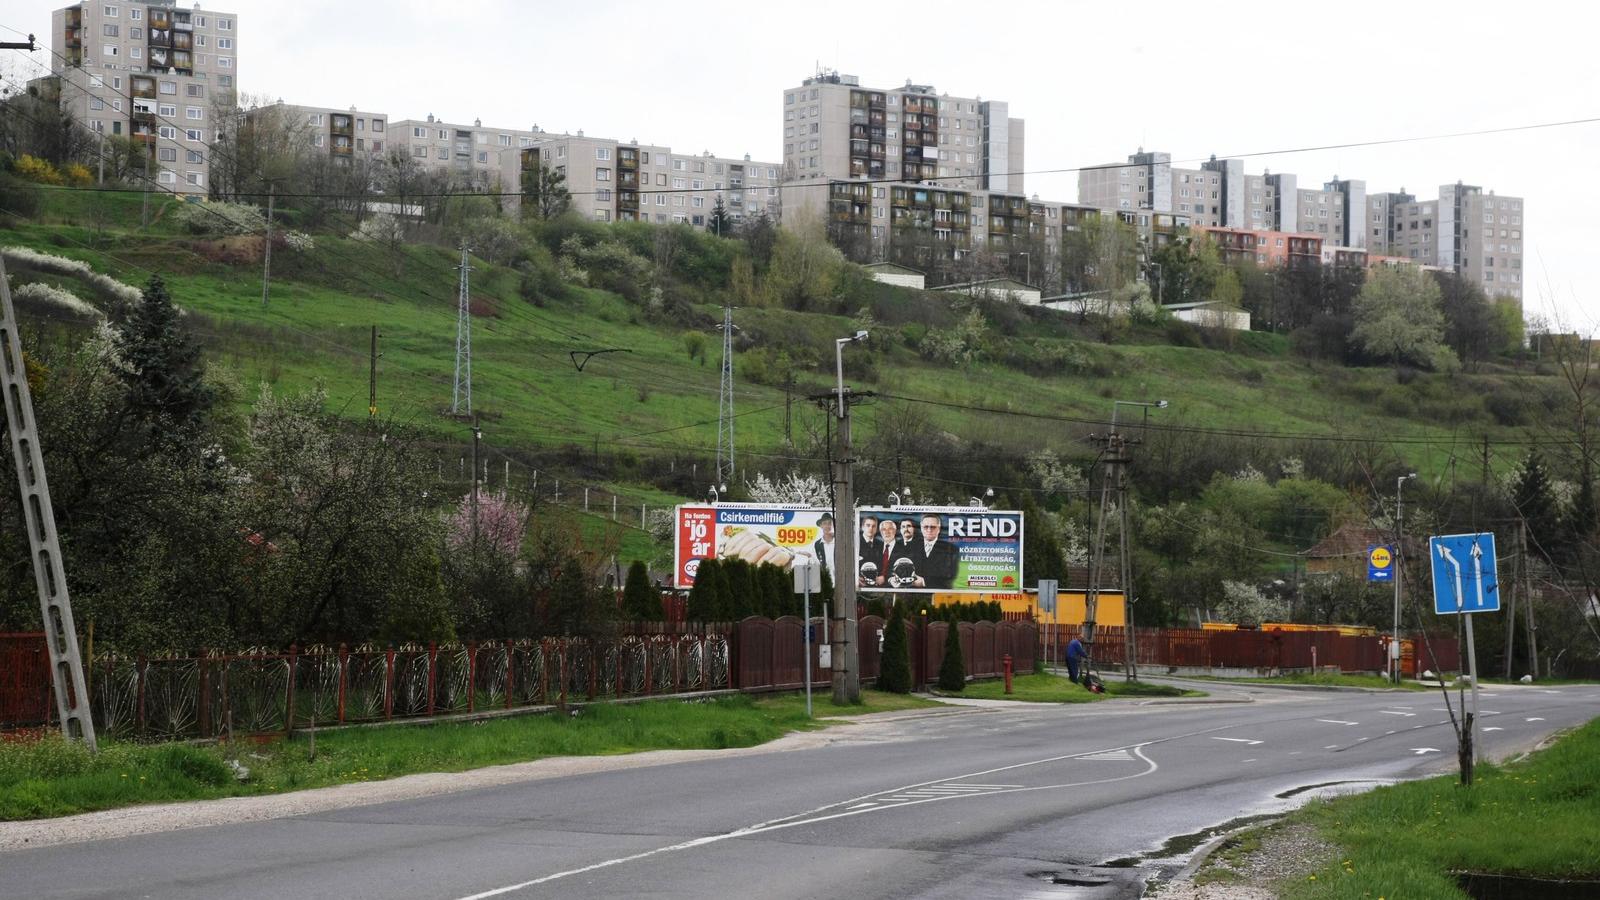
853, 507, 1024, 595
672, 504, 836, 589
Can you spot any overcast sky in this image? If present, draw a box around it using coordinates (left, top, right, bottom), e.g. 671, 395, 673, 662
4, 0, 1594, 329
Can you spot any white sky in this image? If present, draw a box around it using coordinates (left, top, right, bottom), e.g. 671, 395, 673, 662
3, 0, 1595, 329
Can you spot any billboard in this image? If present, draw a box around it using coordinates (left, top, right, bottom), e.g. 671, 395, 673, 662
673, 504, 835, 589
854, 507, 1023, 595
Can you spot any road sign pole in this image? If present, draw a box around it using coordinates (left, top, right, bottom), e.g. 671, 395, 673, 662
1464, 612, 1482, 762
803, 580, 813, 718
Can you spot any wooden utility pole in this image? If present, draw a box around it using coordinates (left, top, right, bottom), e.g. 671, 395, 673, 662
368, 326, 379, 419
1521, 522, 1539, 677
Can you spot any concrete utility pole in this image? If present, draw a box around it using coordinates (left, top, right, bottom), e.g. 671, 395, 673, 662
1393, 473, 1416, 684
260, 183, 275, 307
1084, 431, 1125, 677
470, 419, 482, 549
452, 246, 474, 415
826, 331, 870, 704
1, 258, 97, 750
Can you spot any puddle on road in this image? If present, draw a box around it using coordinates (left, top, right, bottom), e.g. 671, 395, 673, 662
1274, 779, 1388, 799
1099, 813, 1280, 870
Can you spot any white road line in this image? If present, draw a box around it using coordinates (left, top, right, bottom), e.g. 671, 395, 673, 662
1483, 727, 1505, 732
1379, 710, 1416, 717
1385, 730, 1396, 735
1324, 745, 1339, 749
1316, 719, 1358, 725
450, 749, 1160, 899
1211, 737, 1263, 745
1526, 717, 1546, 722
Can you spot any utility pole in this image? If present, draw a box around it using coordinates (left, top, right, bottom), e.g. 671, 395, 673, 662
1505, 524, 1519, 681
1119, 464, 1136, 681
452, 246, 473, 415
260, 183, 275, 307
823, 330, 870, 704
783, 371, 794, 446
368, 326, 379, 420
470, 419, 482, 550
715, 303, 736, 484
1084, 430, 1126, 679
1521, 521, 1539, 677
1, 258, 97, 750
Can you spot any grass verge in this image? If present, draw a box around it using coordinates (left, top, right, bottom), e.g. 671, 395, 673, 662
1185, 673, 1431, 691
1273, 717, 1600, 898
0, 691, 914, 821
953, 672, 1200, 703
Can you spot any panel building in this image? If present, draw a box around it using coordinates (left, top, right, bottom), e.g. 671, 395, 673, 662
51, 0, 239, 193
259, 103, 390, 164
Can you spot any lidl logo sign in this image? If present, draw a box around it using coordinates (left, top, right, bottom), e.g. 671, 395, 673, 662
1368, 544, 1395, 582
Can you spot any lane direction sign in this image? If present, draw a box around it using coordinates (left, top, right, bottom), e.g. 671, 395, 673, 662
1429, 533, 1500, 614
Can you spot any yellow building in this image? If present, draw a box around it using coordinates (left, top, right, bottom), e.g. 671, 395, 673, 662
927, 590, 1125, 626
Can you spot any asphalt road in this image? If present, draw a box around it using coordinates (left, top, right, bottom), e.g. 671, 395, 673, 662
6, 679, 1597, 900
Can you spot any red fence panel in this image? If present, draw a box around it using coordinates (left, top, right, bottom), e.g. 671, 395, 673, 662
0, 633, 51, 728
857, 616, 885, 682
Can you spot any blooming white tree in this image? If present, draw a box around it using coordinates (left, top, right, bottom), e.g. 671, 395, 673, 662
745, 471, 831, 507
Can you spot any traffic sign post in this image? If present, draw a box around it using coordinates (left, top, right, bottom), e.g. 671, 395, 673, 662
794, 561, 821, 718
1430, 532, 1500, 766
1037, 579, 1058, 670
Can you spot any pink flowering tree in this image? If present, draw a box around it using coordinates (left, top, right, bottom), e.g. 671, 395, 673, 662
446, 489, 530, 558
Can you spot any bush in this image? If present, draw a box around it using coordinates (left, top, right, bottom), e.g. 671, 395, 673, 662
175, 199, 267, 236
60, 162, 93, 186
1484, 386, 1530, 427
937, 621, 965, 691
0, 174, 43, 218
13, 155, 62, 185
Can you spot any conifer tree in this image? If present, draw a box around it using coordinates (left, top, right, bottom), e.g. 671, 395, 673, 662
622, 560, 661, 620
878, 602, 912, 693
687, 558, 721, 623
937, 619, 966, 691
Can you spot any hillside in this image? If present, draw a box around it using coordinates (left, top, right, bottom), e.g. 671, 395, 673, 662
0, 184, 1561, 563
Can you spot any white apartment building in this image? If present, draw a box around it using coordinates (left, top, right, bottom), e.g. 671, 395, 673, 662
387, 115, 545, 190
51, 0, 239, 194
267, 103, 390, 163
506, 135, 781, 226
1369, 185, 1524, 301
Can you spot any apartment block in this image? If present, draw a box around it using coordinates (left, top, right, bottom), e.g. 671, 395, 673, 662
266, 104, 390, 163
388, 115, 544, 190
509, 135, 781, 226
781, 70, 1025, 193
1198, 226, 1324, 269
1367, 184, 1523, 301
51, 0, 240, 194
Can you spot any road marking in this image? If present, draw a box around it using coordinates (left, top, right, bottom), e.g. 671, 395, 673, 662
1385, 730, 1396, 735
1316, 718, 1358, 725
1483, 727, 1505, 732
1289, 751, 1302, 756
1080, 750, 1135, 761
1526, 717, 1546, 722
1242, 758, 1257, 763
1324, 744, 1339, 749
1539, 689, 1562, 694
1411, 748, 1441, 755
1379, 710, 1416, 717
847, 803, 877, 810
1211, 737, 1263, 745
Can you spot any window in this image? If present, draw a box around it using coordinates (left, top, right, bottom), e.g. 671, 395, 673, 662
476, 151, 487, 163
103, 23, 119, 36
412, 146, 427, 158
129, 7, 140, 19
436, 148, 447, 159
103, 5, 118, 16
185, 106, 203, 120
596, 147, 611, 160
593, 209, 610, 222
103, 45, 118, 57
194, 35, 206, 46
692, 197, 704, 208
218, 57, 231, 68
673, 159, 686, 171
655, 194, 666, 206
158, 147, 177, 161
157, 125, 177, 139
656, 173, 666, 186
186, 149, 203, 163
193, 15, 204, 27
595, 167, 611, 181
218, 18, 232, 30
672, 177, 686, 189
372, 119, 384, 133
497, 134, 510, 146
159, 170, 176, 184
692, 179, 703, 190
217, 38, 233, 49
186, 84, 203, 98
185, 171, 203, 187
158, 103, 176, 116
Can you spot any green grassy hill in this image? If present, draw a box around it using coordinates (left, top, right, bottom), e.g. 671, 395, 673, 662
1, 185, 1554, 555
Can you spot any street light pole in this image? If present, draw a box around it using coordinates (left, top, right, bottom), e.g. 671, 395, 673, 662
1393, 472, 1417, 683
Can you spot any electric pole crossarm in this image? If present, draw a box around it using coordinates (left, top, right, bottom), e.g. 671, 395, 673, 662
0, 258, 97, 750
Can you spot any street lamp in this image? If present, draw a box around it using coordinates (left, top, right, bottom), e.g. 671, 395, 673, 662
1018, 251, 1031, 286
1111, 399, 1169, 435
888, 491, 901, 506
709, 483, 726, 505
1393, 472, 1418, 684
835, 330, 869, 420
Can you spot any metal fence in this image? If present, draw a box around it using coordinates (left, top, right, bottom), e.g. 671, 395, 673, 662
1, 633, 52, 729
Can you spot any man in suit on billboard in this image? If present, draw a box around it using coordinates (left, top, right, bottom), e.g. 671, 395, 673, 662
857, 515, 882, 588
908, 513, 959, 590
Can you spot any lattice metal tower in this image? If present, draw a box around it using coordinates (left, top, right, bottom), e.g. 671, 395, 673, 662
452, 245, 473, 415
716, 303, 736, 484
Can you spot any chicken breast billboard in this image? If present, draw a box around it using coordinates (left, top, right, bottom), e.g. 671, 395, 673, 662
673, 504, 835, 589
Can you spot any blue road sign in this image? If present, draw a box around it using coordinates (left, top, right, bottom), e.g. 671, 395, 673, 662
1367, 545, 1395, 582
1429, 532, 1500, 615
